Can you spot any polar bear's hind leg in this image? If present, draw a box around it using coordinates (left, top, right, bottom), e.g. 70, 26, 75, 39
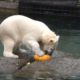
2, 38, 18, 58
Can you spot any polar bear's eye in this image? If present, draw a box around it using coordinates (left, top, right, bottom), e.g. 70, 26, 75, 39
49, 40, 54, 43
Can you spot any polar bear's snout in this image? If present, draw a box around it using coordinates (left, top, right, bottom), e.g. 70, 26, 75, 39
42, 35, 60, 55
44, 47, 54, 55
43, 44, 56, 55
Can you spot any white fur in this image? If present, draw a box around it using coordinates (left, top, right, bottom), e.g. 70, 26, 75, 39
0, 15, 59, 58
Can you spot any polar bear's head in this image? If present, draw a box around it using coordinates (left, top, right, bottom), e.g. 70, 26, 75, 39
41, 31, 60, 55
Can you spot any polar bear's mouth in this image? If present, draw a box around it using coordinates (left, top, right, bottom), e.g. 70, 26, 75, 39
39, 41, 55, 56
44, 48, 54, 56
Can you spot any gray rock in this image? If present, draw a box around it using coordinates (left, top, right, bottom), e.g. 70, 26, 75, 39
0, 51, 80, 79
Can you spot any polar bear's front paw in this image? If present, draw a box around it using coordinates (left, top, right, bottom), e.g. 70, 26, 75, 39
3, 52, 18, 58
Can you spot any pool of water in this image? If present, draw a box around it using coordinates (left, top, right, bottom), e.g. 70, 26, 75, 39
57, 29, 80, 58
0, 15, 80, 80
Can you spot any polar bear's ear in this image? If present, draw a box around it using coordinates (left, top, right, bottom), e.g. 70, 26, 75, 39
56, 35, 60, 41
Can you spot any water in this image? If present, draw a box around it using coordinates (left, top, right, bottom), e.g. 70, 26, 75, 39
57, 29, 80, 58
0, 14, 80, 80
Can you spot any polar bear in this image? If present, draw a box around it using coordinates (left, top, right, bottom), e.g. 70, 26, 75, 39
0, 15, 59, 58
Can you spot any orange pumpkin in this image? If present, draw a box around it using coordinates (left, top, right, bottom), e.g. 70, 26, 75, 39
34, 54, 52, 61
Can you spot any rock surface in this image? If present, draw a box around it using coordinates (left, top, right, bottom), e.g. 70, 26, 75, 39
0, 51, 80, 79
